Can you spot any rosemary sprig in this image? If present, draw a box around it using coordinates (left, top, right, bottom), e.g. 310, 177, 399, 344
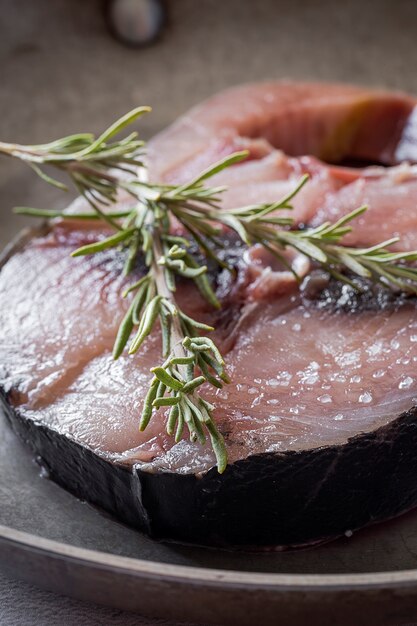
4, 108, 417, 473
0, 107, 149, 229
156, 166, 417, 294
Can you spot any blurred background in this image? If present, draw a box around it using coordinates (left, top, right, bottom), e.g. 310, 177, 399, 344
2, 0, 417, 249
1, 2, 417, 624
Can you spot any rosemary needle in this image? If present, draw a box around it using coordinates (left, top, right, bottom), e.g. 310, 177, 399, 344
4, 108, 417, 473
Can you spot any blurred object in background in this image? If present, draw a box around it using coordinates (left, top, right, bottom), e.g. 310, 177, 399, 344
106, 0, 165, 46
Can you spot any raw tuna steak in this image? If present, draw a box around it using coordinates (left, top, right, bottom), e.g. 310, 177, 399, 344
2, 82, 417, 547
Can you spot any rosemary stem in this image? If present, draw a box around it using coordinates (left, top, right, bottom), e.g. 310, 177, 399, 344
141, 167, 191, 372
152, 232, 189, 364
0, 142, 38, 158
139, 167, 206, 437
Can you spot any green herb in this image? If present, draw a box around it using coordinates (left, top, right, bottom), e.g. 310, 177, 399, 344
3, 109, 417, 473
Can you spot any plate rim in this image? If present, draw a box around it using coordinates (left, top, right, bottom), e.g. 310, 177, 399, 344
2, 522, 417, 591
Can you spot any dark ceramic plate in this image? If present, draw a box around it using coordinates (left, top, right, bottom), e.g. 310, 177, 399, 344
2, 221, 417, 626
3, 409, 417, 626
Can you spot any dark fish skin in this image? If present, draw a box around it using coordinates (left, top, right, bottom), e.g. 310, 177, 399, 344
3, 388, 417, 548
